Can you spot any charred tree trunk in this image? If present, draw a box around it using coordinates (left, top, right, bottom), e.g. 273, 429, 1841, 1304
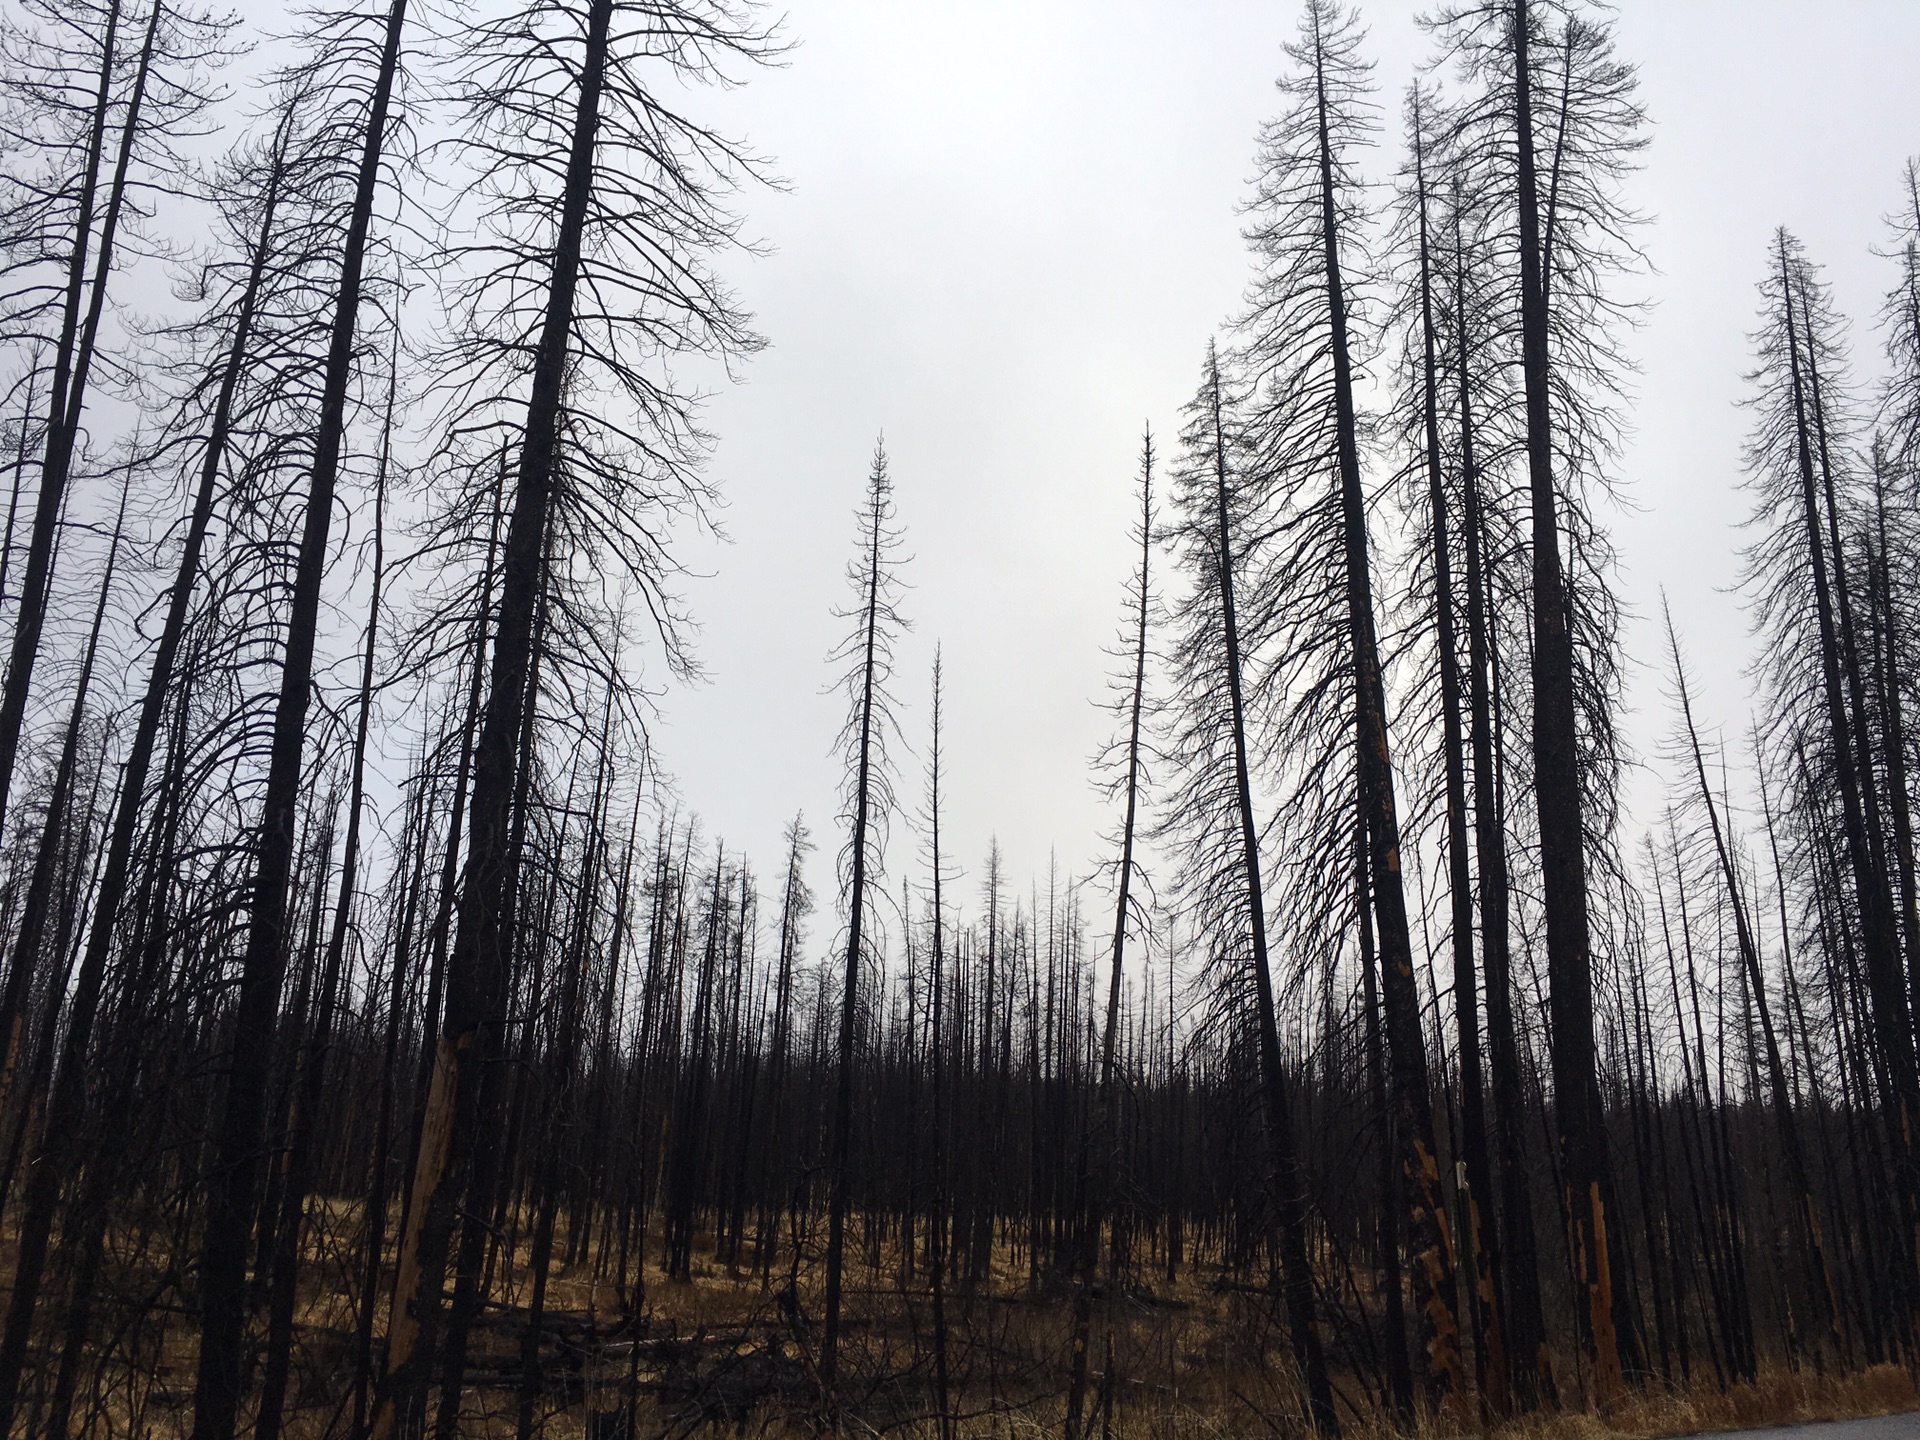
0, 0, 149, 840
1307, 32, 1465, 1407
1512, 0, 1625, 1398
823, 442, 897, 1400
192, 6, 408, 1433
371, 2, 609, 1430
1454, 193, 1553, 1412
1665, 609, 1840, 1364
1066, 432, 1153, 1440
256, 408, 390, 1440
1203, 346, 1338, 1436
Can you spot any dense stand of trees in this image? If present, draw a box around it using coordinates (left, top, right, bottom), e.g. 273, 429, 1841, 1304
0, 0, 1912, 1435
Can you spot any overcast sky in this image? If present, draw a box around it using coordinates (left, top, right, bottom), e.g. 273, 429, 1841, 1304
647, 1, 1920, 905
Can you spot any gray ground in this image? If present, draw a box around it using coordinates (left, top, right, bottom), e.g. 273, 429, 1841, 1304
1694, 1418, 1920, 1440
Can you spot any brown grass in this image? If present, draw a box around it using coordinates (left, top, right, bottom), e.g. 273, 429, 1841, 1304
21, 1199, 1920, 1440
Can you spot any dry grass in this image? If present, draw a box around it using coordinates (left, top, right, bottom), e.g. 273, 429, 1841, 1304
1537, 1364, 1920, 1440
19, 1200, 1919, 1440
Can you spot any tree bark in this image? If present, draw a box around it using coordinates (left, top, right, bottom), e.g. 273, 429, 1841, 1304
1511, 0, 1625, 1398
192, 6, 408, 1434
1312, 28, 1464, 1408
370, 1, 610, 1429
1204, 345, 1338, 1436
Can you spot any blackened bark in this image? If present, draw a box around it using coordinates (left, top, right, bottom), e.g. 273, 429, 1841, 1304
1311, 29, 1464, 1406
256, 408, 390, 1440
1359, 823, 1415, 1424
371, 2, 609, 1430
1453, 199, 1553, 1410
1666, 610, 1840, 1362
0, 0, 146, 842
823, 449, 890, 1399
1204, 347, 1338, 1436
1511, 0, 1623, 1397
1066, 432, 1153, 1440
192, 6, 408, 1434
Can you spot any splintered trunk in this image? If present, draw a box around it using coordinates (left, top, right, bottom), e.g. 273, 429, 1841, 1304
1204, 349, 1338, 1436
1511, 0, 1625, 1398
353, 763, 435, 1437
435, 558, 550, 1440
1313, 39, 1464, 1408
404, 460, 504, 1229
192, 7, 408, 1437
371, 2, 608, 1432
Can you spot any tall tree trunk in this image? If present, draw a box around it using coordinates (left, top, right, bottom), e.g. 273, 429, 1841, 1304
924, 664, 954, 1440
1359, 821, 1415, 1425
1203, 345, 1338, 1436
403, 457, 504, 1230
256, 405, 390, 1440
1454, 200, 1553, 1411
352, 754, 435, 1437
0, 0, 148, 842
516, 703, 611, 1440
823, 447, 892, 1400
1312, 31, 1465, 1409
371, 2, 609, 1430
434, 548, 551, 1440
1511, 0, 1624, 1398
1415, 98, 1510, 1421
192, 6, 407, 1434
1066, 432, 1153, 1440
1665, 608, 1840, 1363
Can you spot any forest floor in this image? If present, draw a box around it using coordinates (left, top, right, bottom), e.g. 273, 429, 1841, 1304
35, 1204, 1920, 1439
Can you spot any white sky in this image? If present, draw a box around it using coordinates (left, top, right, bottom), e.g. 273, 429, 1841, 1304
649, 1, 1920, 909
